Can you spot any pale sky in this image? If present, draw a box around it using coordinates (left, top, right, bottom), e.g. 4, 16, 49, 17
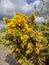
0, 0, 49, 20
0, 0, 49, 28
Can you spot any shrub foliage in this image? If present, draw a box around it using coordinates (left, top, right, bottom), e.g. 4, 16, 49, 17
1, 12, 49, 65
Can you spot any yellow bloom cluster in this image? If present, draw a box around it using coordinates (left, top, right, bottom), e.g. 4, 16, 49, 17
30, 12, 36, 21
3, 17, 9, 23
3, 12, 48, 65
35, 43, 43, 54
27, 43, 33, 49
3, 12, 33, 34
20, 34, 29, 43
9, 44, 16, 53
26, 43, 33, 54
30, 30, 47, 42
9, 45, 14, 49
9, 47, 15, 53
26, 49, 32, 54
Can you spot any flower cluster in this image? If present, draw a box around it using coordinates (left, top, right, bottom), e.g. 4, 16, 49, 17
2, 12, 49, 65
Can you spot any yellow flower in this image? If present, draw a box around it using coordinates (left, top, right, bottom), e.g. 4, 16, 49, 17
30, 12, 36, 21
36, 43, 43, 49
24, 23, 28, 29
9, 45, 14, 49
27, 43, 33, 49
20, 34, 29, 42
3, 17, 9, 23
8, 29, 12, 33
22, 18, 26, 23
35, 43, 43, 54
9, 48, 15, 53
26, 49, 32, 54
48, 44, 49, 46
20, 35, 29, 40
35, 48, 40, 54
38, 36, 43, 40
8, 22, 16, 27
41, 37, 46, 42
27, 28, 32, 32
15, 12, 20, 15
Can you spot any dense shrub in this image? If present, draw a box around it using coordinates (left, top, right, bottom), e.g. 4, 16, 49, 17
2, 12, 49, 65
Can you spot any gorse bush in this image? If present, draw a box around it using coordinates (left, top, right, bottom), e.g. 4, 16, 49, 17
2, 12, 49, 65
